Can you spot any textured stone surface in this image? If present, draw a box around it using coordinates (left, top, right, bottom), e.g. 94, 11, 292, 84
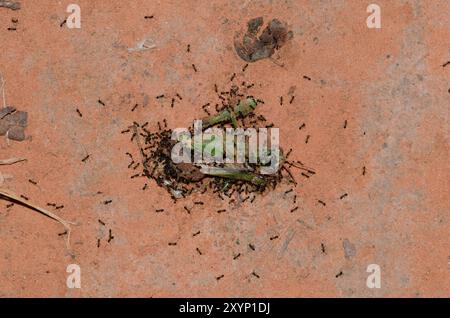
0, 0, 448, 297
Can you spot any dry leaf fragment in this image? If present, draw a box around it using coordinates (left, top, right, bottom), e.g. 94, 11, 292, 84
234, 17, 293, 62
0, 1, 20, 10
0, 107, 28, 141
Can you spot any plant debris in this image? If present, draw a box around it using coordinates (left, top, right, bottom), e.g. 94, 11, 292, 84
0, 157, 26, 165
124, 80, 307, 202
128, 38, 156, 52
0, 106, 28, 141
0, 1, 20, 10
234, 17, 293, 62
0, 188, 76, 250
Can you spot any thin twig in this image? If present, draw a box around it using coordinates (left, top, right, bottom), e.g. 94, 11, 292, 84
0, 188, 76, 250
0, 74, 6, 108
0, 157, 26, 165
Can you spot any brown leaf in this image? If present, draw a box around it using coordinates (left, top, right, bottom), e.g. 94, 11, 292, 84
0, 107, 27, 141
234, 17, 293, 62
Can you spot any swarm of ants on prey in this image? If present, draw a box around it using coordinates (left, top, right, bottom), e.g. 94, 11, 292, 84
121, 17, 314, 203
123, 80, 315, 204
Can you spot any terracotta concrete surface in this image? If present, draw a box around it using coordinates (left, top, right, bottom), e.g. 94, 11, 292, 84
0, 0, 449, 297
